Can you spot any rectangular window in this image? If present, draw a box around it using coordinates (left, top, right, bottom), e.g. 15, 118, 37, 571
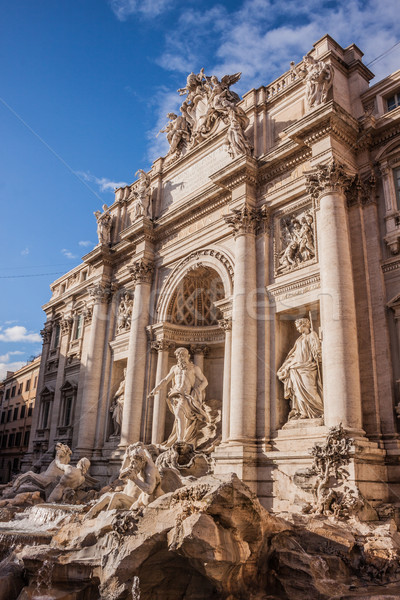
18, 385, 23, 395
20, 405, 26, 419
12, 457, 19, 471
23, 430, 30, 446
5, 389, 10, 400
15, 432, 22, 447
34, 376, 38, 389
42, 402, 50, 429
7, 410, 12, 423
1, 435, 7, 449
74, 314, 83, 340
52, 323, 60, 349
393, 167, 400, 210
28, 404, 33, 417
387, 92, 400, 112
64, 396, 73, 426
0, 412, 5, 424
8, 433, 15, 447
13, 407, 19, 420
25, 379, 31, 392
11, 386, 16, 398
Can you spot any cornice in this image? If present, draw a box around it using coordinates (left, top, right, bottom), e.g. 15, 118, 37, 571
82, 245, 115, 268
119, 216, 155, 245
382, 257, 400, 274
210, 155, 259, 191
258, 147, 312, 185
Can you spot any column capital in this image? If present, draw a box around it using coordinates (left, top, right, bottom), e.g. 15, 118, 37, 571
83, 305, 93, 325
40, 324, 53, 344
305, 160, 354, 202
88, 283, 112, 304
151, 340, 174, 353
60, 316, 73, 335
223, 205, 261, 237
130, 259, 154, 285
218, 318, 232, 331
345, 173, 377, 209
190, 344, 210, 357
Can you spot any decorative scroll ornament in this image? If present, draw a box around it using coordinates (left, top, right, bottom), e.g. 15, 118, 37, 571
223, 205, 260, 236
88, 283, 111, 304
305, 160, 353, 200
158, 69, 251, 160
130, 259, 154, 285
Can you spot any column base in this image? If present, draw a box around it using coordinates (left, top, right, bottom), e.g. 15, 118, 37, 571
212, 440, 259, 494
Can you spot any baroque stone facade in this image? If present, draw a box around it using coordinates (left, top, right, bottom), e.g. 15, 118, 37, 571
24, 35, 400, 512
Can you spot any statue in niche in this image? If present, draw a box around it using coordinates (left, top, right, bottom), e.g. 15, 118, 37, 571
94, 204, 112, 245
133, 169, 152, 219
277, 317, 323, 421
48, 457, 91, 503
148, 347, 215, 449
110, 368, 126, 437
86, 442, 162, 518
276, 212, 315, 274
300, 54, 334, 110
117, 293, 133, 333
158, 111, 191, 157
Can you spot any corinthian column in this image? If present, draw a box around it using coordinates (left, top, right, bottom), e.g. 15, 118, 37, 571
224, 206, 258, 442
120, 259, 154, 446
76, 284, 111, 455
151, 340, 173, 445
306, 161, 363, 433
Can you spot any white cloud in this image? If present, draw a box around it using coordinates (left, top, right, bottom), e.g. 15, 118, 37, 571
78, 240, 93, 247
61, 249, 77, 260
109, 0, 172, 21
0, 360, 26, 381
0, 326, 41, 343
21, 247, 29, 256
76, 171, 128, 193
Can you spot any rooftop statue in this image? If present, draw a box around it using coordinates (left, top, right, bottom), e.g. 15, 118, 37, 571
133, 169, 152, 219
94, 203, 112, 245
293, 54, 334, 111
159, 69, 251, 160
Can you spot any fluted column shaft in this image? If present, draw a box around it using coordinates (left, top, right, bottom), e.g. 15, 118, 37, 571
151, 341, 171, 445
76, 285, 110, 454
224, 207, 258, 442
307, 161, 363, 432
120, 260, 154, 446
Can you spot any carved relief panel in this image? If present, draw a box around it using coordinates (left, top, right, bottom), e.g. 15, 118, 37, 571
273, 200, 317, 277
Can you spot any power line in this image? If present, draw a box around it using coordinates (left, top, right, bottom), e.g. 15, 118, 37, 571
0, 272, 65, 279
366, 39, 400, 67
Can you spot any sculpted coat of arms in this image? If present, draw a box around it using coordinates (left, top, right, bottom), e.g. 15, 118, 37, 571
159, 69, 251, 160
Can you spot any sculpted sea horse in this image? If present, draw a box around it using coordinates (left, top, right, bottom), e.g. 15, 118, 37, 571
0, 443, 72, 498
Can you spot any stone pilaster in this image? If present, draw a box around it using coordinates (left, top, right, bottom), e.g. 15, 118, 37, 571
151, 340, 174, 445
190, 345, 209, 372
306, 160, 363, 434
75, 283, 111, 456
120, 259, 154, 446
218, 318, 232, 443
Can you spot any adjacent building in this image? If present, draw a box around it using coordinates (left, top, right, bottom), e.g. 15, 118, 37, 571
0, 356, 40, 483
23, 35, 400, 511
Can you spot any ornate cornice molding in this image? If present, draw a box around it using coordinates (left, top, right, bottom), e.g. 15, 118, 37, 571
267, 272, 321, 302
130, 259, 154, 285
305, 160, 354, 201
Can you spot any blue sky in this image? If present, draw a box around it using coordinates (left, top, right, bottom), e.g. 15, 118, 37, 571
1, 0, 399, 378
